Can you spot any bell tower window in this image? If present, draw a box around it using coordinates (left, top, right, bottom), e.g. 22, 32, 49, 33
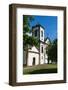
41, 46, 43, 53
35, 30, 37, 37
41, 31, 43, 37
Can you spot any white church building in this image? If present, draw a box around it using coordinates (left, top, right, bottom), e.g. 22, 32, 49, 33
23, 24, 50, 66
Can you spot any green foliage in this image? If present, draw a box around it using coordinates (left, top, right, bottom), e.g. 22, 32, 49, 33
23, 15, 33, 34
23, 15, 39, 49
23, 35, 39, 49
23, 15, 34, 26
46, 39, 57, 63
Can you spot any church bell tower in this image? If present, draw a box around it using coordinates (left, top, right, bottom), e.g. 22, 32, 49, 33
32, 24, 45, 64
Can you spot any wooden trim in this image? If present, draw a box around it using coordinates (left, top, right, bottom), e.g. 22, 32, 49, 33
9, 5, 16, 86
9, 5, 13, 85
63, 7, 66, 82
9, 4, 66, 86
10, 80, 65, 86
10, 4, 66, 10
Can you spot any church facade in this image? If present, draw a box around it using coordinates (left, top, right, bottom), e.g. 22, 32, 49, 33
23, 24, 50, 66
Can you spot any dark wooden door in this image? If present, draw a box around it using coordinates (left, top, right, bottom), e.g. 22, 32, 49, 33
33, 57, 35, 65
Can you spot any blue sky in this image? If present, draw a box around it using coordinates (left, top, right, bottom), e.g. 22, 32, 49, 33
30, 15, 57, 41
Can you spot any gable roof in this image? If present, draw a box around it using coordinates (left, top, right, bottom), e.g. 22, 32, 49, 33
28, 45, 39, 53
24, 45, 39, 51
44, 37, 51, 44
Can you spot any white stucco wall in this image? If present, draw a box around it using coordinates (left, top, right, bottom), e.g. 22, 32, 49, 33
23, 46, 39, 66
40, 43, 45, 64
28, 46, 39, 53
44, 54, 48, 64
27, 46, 39, 66
44, 44, 48, 64
23, 24, 49, 66
27, 52, 39, 66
